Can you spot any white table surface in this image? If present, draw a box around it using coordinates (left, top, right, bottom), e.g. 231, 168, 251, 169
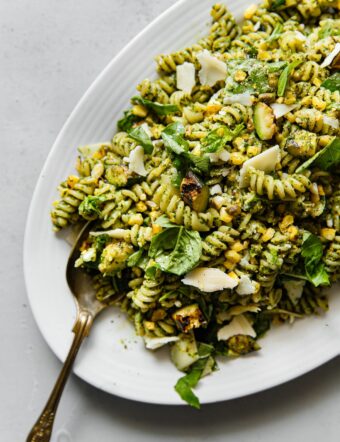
1, 1, 340, 441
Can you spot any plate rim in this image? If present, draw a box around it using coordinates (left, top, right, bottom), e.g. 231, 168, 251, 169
23, 0, 340, 406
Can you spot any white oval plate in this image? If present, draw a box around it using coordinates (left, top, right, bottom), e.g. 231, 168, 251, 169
24, 0, 340, 405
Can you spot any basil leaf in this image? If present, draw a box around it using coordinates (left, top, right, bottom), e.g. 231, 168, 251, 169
174, 359, 206, 409
321, 73, 340, 92
252, 314, 271, 338
162, 122, 210, 176
267, 24, 283, 42
197, 342, 214, 358
301, 232, 330, 287
296, 137, 340, 172
154, 215, 176, 228
270, 0, 286, 9
277, 60, 303, 97
149, 227, 202, 276
127, 249, 144, 267
132, 96, 179, 116
202, 124, 244, 153
188, 154, 211, 174
117, 110, 141, 132
128, 126, 153, 154
161, 122, 189, 155
79, 196, 105, 219
319, 23, 340, 40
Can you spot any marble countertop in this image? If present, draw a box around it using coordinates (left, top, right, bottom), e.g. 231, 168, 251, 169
1, 1, 340, 441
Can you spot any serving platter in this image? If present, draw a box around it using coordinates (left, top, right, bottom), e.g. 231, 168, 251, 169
24, 0, 340, 405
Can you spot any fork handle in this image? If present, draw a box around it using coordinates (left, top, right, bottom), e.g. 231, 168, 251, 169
26, 311, 93, 442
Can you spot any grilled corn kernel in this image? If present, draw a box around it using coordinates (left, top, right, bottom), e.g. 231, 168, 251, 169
232, 241, 245, 252
67, 175, 79, 188
152, 223, 162, 234
287, 225, 299, 241
230, 152, 246, 165
321, 228, 336, 241
93, 147, 106, 160
127, 214, 143, 226
244, 4, 257, 19
205, 104, 222, 115
144, 321, 156, 331
220, 208, 233, 223
279, 214, 294, 232
224, 250, 242, 264
247, 145, 261, 157
223, 260, 236, 270
234, 70, 247, 82
261, 228, 275, 242
132, 104, 148, 117
136, 201, 148, 212
228, 271, 239, 281
301, 97, 312, 106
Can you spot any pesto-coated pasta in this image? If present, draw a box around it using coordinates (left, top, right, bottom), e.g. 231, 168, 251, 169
51, 1, 340, 407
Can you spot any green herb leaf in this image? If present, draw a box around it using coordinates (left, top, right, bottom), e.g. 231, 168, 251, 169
202, 124, 244, 153
162, 122, 210, 176
321, 72, 340, 92
149, 226, 202, 276
197, 342, 215, 358
128, 125, 153, 154
319, 22, 340, 40
174, 359, 206, 409
78, 196, 105, 220
301, 232, 330, 287
127, 249, 144, 267
132, 96, 179, 116
270, 0, 286, 9
154, 215, 176, 228
296, 137, 340, 172
267, 24, 283, 42
188, 154, 211, 174
277, 60, 303, 97
117, 110, 141, 132
161, 122, 189, 155
252, 313, 271, 338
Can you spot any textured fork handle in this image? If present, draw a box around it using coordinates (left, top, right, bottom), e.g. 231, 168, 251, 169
26, 311, 93, 442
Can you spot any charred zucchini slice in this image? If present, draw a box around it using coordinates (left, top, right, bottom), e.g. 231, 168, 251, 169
254, 102, 276, 141
180, 171, 209, 212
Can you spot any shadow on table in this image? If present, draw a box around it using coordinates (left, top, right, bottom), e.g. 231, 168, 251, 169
70, 354, 340, 438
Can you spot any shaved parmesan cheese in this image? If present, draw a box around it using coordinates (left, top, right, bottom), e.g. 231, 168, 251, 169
253, 21, 261, 31
219, 150, 231, 162
321, 43, 340, 68
283, 280, 305, 305
82, 248, 96, 262
224, 92, 254, 106
208, 149, 230, 163
217, 305, 261, 322
239, 145, 281, 188
197, 50, 227, 87
176, 62, 196, 93
236, 275, 256, 295
271, 103, 298, 119
78, 142, 111, 157
210, 184, 222, 195
128, 145, 147, 176
182, 267, 238, 292
217, 315, 256, 341
144, 336, 179, 350
324, 115, 339, 129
